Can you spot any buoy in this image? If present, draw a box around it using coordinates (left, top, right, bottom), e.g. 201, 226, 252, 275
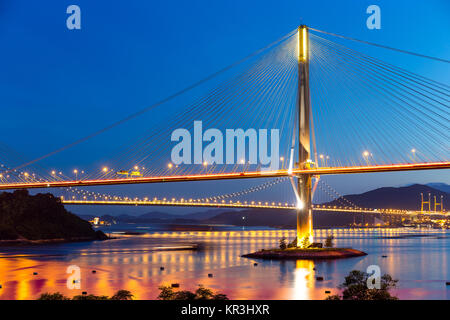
92, 270, 96, 273
381, 255, 388, 258
171, 283, 180, 288
33, 272, 38, 275
160, 267, 165, 271
208, 273, 213, 278
82, 291, 87, 295
316, 276, 324, 281
325, 290, 331, 294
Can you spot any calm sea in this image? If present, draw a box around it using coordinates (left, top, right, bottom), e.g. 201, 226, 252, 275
0, 225, 449, 300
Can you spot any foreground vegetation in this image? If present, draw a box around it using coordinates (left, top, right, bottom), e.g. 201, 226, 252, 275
37, 286, 228, 300
0, 190, 106, 241
38, 290, 133, 300
158, 285, 228, 300
326, 270, 398, 300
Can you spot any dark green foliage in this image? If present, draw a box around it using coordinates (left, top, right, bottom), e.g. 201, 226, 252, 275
37, 292, 70, 300
157, 285, 229, 300
287, 237, 297, 248
72, 294, 110, 300
325, 270, 398, 300
37, 290, 133, 300
111, 290, 134, 300
279, 237, 287, 250
324, 235, 334, 248
0, 190, 103, 241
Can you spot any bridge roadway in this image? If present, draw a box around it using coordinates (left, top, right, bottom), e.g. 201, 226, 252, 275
0, 162, 449, 190
61, 199, 445, 216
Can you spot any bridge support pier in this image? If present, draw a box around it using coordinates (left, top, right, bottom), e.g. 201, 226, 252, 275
295, 25, 313, 247
296, 174, 313, 247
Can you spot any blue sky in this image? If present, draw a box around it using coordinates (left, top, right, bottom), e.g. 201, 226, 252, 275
0, 0, 448, 215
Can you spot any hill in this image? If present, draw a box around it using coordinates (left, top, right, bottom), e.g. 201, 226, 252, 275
323, 184, 448, 211
0, 190, 107, 243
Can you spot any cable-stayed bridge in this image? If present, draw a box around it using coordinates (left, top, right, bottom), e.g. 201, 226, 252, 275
0, 26, 449, 246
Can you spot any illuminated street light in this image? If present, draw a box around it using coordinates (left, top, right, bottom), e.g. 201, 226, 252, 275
102, 167, 108, 173
167, 163, 173, 169
411, 148, 416, 162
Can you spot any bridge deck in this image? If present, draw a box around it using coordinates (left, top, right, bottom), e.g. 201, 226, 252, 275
0, 162, 448, 190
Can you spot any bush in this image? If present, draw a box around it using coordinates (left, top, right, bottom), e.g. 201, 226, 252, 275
157, 285, 228, 300
37, 290, 133, 300
325, 270, 398, 300
37, 292, 70, 300
324, 235, 334, 248
279, 237, 287, 250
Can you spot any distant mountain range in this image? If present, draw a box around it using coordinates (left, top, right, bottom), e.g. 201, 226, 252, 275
77, 184, 448, 228
325, 184, 448, 211
78, 209, 230, 224
426, 183, 450, 193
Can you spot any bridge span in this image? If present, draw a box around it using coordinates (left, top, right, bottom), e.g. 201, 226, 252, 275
0, 162, 448, 191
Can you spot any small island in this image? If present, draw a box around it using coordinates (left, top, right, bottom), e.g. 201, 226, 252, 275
242, 235, 367, 260
0, 190, 107, 245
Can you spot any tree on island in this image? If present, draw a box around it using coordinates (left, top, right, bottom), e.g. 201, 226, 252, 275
326, 270, 398, 300
279, 237, 287, 250
324, 235, 334, 248
300, 234, 311, 248
158, 285, 228, 300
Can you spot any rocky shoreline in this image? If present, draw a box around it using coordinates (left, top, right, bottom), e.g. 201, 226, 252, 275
242, 248, 367, 260
0, 232, 109, 246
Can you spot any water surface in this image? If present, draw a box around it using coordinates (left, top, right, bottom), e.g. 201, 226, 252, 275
0, 226, 449, 300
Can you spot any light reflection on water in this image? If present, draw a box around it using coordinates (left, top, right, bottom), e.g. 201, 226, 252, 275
0, 228, 449, 300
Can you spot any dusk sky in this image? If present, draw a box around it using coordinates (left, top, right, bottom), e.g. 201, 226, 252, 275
0, 0, 448, 215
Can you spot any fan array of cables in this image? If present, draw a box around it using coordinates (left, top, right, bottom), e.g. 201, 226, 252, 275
0, 27, 448, 210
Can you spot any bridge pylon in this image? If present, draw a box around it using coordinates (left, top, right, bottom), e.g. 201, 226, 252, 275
295, 25, 313, 247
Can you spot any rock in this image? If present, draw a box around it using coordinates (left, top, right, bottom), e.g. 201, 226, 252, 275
325, 290, 331, 294
242, 248, 368, 260
382, 255, 388, 258
316, 276, 324, 281
208, 274, 213, 278
253, 263, 258, 266
92, 270, 96, 273
82, 291, 87, 295
160, 267, 165, 271
171, 283, 180, 288
33, 272, 38, 275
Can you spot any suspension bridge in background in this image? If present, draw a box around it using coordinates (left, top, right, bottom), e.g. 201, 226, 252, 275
0, 26, 449, 246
